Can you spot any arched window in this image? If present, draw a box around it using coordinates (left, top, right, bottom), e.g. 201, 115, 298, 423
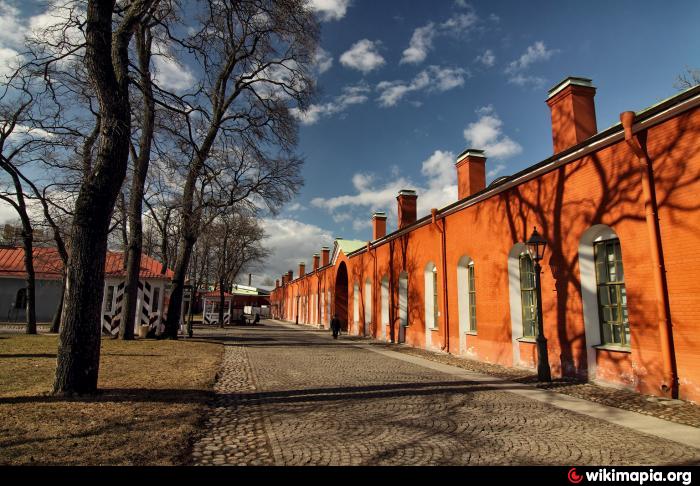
594, 238, 630, 346
353, 282, 360, 327
457, 256, 477, 339
398, 272, 408, 327
152, 287, 161, 313
14, 288, 26, 310
103, 285, 115, 313
468, 262, 477, 332
364, 278, 372, 333
519, 253, 538, 338
380, 275, 389, 340
424, 263, 438, 329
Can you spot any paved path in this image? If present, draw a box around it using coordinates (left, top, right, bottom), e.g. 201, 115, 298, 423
191, 321, 700, 466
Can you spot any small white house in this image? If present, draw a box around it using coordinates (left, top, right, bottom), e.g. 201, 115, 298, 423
201, 291, 234, 326
101, 252, 174, 336
0, 246, 173, 335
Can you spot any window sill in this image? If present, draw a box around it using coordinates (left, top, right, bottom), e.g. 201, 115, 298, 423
465, 330, 477, 336
594, 344, 631, 354
430, 327, 440, 332
516, 337, 537, 344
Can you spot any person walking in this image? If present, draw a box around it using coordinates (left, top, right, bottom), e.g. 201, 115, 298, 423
330, 314, 341, 339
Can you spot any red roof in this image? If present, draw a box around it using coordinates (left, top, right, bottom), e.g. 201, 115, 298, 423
0, 247, 173, 280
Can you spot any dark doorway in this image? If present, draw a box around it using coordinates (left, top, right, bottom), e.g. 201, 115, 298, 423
334, 262, 349, 331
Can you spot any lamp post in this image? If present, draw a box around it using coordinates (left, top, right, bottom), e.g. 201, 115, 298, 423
526, 227, 552, 382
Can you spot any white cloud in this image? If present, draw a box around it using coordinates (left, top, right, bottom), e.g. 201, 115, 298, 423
339, 39, 385, 74
314, 47, 333, 74
0, 2, 86, 71
311, 149, 459, 233
332, 212, 352, 223
508, 74, 546, 89
487, 163, 506, 179
352, 218, 371, 231
506, 41, 557, 74
400, 23, 435, 65
463, 106, 522, 159
399, 9, 478, 66
152, 42, 196, 92
290, 82, 370, 125
0, 46, 20, 78
286, 202, 306, 212
259, 217, 333, 283
0, 202, 18, 224
8, 124, 56, 142
431, 66, 468, 91
421, 150, 454, 188
376, 66, 466, 107
0, 2, 26, 46
440, 12, 478, 30
308, 0, 351, 22
475, 49, 495, 68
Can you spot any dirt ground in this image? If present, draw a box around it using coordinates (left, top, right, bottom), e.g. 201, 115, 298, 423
0, 333, 222, 465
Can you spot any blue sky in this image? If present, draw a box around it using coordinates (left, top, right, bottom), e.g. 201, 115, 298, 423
1, 0, 698, 287
260, 0, 700, 287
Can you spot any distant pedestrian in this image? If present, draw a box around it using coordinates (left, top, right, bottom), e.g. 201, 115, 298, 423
330, 314, 341, 339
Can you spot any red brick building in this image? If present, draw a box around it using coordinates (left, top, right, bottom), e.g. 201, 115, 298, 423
270, 77, 700, 403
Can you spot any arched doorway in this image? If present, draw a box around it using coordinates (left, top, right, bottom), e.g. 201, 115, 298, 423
334, 262, 349, 331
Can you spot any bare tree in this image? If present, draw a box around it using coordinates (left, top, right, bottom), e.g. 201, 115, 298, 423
53, 0, 158, 395
0, 68, 60, 335
159, 0, 317, 338
675, 67, 700, 90
119, 3, 176, 340
209, 211, 268, 327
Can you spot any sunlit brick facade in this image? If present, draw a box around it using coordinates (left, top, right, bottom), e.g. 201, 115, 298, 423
271, 77, 700, 403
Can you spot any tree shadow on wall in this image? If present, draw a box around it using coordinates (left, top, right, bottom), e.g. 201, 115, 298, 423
496, 113, 700, 381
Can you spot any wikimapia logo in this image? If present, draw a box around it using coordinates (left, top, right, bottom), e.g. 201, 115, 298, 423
567, 467, 693, 485
568, 468, 583, 484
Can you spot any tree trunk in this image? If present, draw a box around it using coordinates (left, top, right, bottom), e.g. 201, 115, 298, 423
54, 0, 149, 394
159, 209, 170, 274
0, 157, 38, 335
22, 230, 36, 335
119, 24, 155, 340
119, 192, 128, 262
162, 235, 194, 339
218, 282, 225, 328
50, 277, 66, 333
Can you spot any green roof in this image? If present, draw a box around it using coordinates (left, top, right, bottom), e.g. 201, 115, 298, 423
334, 239, 366, 258
231, 284, 269, 296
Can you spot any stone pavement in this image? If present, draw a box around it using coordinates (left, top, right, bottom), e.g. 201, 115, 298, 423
376, 342, 700, 429
190, 321, 700, 466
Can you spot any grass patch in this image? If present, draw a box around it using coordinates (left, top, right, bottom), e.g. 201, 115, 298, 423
0, 334, 223, 465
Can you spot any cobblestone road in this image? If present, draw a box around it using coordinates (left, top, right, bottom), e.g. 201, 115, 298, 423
191, 322, 700, 466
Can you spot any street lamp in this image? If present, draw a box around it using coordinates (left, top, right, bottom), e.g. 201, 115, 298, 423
526, 227, 552, 382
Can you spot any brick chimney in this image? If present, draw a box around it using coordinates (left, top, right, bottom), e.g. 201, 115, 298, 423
313, 254, 320, 272
321, 246, 330, 266
287, 270, 293, 282
546, 77, 597, 154
455, 149, 486, 200
275, 279, 280, 288
397, 190, 417, 229
372, 211, 387, 240
298, 262, 305, 278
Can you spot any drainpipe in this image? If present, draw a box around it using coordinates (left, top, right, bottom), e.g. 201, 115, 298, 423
367, 241, 378, 338
620, 111, 678, 399
431, 209, 450, 353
